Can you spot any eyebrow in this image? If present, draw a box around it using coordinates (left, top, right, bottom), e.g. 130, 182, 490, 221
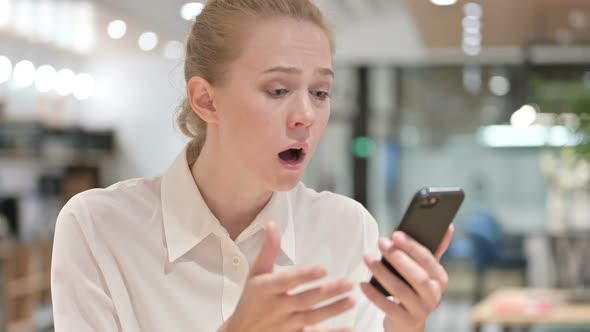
262, 66, 334, 78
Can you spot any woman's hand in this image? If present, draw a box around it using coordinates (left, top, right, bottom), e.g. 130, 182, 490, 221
220, 222, 355, 332
360, 225, 454, 332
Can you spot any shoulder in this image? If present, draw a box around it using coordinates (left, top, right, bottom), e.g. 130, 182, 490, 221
57, 176, 162, 232
289, 183, 379, 240
291, 182, 373, 219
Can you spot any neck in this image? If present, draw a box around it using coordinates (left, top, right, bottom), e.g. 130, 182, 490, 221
190, 141, 272, 240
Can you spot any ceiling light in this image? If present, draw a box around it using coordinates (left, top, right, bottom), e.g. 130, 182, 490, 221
463, 32, 482, 46
107, 19, 127, 39
511, 105, 537, 128
0, 56, 12, 84
489, 75, 510, 96
138, 32, 158, 51
464, 2, 483, 18
56, 68, 76, 96
35, 65, 57, 92
462, 44, 481, 56
181, 2, 205, 21
13, 60, 36, 88
462, 16, 481, 32
478, 125, 575, 147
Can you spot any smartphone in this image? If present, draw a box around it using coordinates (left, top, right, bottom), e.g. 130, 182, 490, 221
369, 187, 465, 297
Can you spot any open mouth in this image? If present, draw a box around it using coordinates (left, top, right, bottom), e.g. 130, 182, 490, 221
278, 148, 305, 164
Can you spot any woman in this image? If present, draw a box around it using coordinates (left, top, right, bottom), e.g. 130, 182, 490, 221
51, 0, 453, 331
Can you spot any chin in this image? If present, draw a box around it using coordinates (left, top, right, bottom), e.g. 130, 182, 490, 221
269, 173, 303, 192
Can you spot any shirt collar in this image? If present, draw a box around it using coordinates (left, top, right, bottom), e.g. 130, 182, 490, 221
247, 189, 296, 265
161, 146, 296, 264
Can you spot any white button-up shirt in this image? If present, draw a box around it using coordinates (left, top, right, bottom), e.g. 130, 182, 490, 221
51, 147, 384, 331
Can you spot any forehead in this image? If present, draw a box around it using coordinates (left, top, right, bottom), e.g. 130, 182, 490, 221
231, 16, 333, 75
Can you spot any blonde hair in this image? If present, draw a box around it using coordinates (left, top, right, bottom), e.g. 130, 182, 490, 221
177, 0, 335, 164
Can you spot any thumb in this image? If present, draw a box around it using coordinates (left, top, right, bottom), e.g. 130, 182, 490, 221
249, 221, 280, 277
435, 224, 454, 260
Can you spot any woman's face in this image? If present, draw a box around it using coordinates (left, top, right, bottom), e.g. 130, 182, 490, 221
212, 17, 333, 192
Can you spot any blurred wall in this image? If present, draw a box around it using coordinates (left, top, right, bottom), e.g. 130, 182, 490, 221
399, 147, 548, 233
83, 54, 188, 183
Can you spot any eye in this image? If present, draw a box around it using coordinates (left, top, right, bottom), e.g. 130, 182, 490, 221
311, 90, 330, 101
267, 89, 289, 98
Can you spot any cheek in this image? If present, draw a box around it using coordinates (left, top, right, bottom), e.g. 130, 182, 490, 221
218, 91, 259, 128
314, 109, 330, 135
222, 99, 279, 143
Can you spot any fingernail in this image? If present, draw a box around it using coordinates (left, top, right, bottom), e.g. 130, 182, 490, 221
393, 231, 406, 244
378, 238, 393, 250
364, 254, 377, 265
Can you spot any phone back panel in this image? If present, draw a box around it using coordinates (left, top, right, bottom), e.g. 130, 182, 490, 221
397, 188, 464, 253
369, 187, 464, 297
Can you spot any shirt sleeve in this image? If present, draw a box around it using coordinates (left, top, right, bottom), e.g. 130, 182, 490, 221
352, 206, 386, 332
51, 197, 122, 331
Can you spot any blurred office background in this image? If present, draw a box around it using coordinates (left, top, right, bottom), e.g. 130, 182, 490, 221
1, 0, 590, 331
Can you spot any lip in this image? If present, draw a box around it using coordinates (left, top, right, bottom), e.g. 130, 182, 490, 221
283, 142, 309, 151
278, 142, 309, 170
279, 158, 305, 170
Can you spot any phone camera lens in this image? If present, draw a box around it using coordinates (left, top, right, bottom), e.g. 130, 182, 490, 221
420, 196, 439, 208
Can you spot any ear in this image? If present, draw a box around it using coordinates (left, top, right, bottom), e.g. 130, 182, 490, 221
187, 76, 218, 124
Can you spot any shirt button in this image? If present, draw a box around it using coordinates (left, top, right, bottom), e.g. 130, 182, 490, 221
232, 256, 241, 266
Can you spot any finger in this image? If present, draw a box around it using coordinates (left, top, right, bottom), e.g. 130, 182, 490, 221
360, 282, 414, 326
259, 265, 327, 294
364, 254, 429, 319
389, 232, 448, 284
377, 245, 442, 312
292, 297, 355, 327
287, 279, 353, 310
435, 224, 454, 260
250, 221, 280, 276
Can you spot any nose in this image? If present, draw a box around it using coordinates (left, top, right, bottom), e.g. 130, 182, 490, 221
287, 92, 315, 128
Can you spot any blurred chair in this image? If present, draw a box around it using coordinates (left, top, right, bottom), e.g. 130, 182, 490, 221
442, 236, 473, 261
2, 241, 53, 332
465, 211, 527, 302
